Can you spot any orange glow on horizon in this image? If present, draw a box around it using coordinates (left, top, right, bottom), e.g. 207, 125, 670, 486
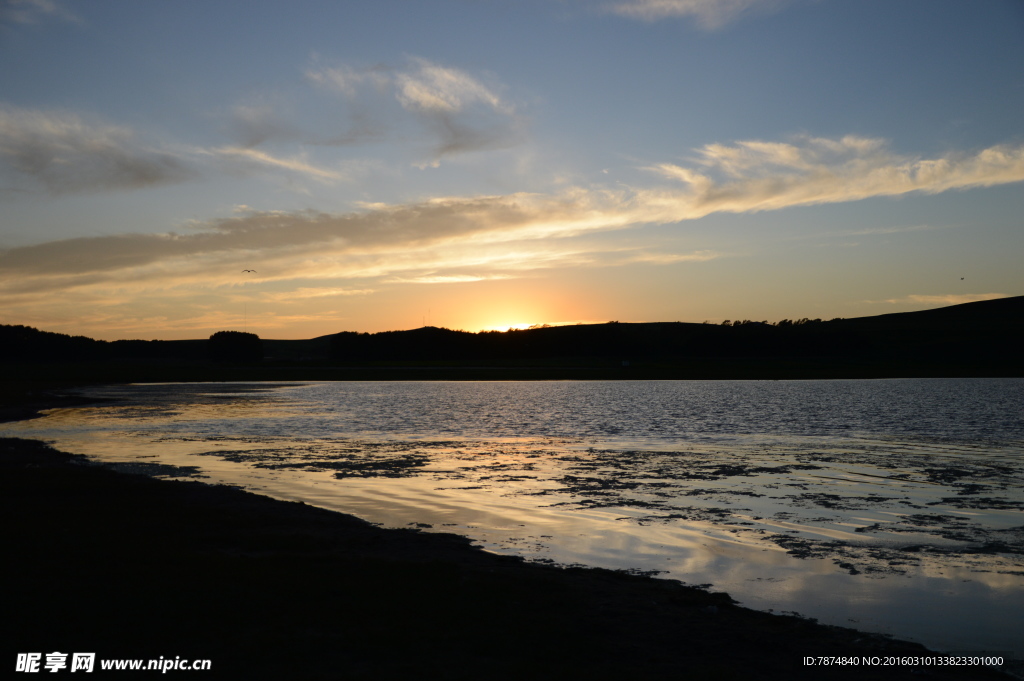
479, 321, 536, 332
448, 286, 558, 333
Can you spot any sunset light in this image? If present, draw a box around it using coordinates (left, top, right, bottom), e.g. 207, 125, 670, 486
0, 0, 1020, 341
2, 2, 1022, 676
480, 321, 538, 332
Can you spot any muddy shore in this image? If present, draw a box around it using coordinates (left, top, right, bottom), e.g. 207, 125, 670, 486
2, 388, 1018, 679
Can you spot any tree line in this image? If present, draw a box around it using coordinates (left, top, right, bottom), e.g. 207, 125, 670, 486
0, 325, 260, 364
5, 292, 1019, 366
328, 321, 869, 362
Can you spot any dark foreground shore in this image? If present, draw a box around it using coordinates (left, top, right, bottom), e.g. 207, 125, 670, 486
4, 437, 1017, 681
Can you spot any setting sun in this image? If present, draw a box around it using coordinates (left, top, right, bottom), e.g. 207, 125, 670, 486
479, 321, 535, 332
2, 1, 1023, 674
0, 0, 1021, 343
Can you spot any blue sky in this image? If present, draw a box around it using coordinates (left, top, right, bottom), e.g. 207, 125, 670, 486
1, 0, 1022, 339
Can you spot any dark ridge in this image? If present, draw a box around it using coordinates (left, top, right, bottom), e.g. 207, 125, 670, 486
838, 295, 1024, 327
323, 295, 1023, 364
1, 295, 1021, 378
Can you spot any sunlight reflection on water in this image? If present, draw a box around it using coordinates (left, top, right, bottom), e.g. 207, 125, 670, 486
3, 379, 1022, 655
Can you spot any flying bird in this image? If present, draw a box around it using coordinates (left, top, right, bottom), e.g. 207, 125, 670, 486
242, 269, 256, 273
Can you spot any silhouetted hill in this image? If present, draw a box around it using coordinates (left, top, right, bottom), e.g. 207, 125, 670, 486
322, 296, 1022, 367
3, 295, 1021, 378
0, 326, 206, 363
327, 322, 717, 362
830, 296, 1024, 359
836, 295, 1024, 331
0, 324, 106, 362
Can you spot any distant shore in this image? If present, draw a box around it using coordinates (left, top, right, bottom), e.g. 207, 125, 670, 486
6, 296, 1022, 383
1, 384, 1017, 680
3, 355, 1022, 389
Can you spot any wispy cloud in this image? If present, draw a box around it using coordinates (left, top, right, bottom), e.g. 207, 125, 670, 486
305, 62, 391, 97
307, 56, 524, 161
0, 104, 364, 195
0, 106, 194, 194
3, 134, 1024, 333
640, 135, 1024, 218
258, 287, 374, 302
840, 224, 939, 237
386, 274, 511, 285
393, 57, 511, 115
622, 249, 722, 264
5, 134, 1024, 283
0, 0, 79, 27
0, 194, 601, 285
203, 146, 348, 182
605, 0, 789, 28
225, 102, 298, 148
5, 135, 1024, 283
868, 293, 1010, 306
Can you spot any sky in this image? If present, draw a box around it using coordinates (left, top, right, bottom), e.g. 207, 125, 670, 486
1, 0, 1022, 340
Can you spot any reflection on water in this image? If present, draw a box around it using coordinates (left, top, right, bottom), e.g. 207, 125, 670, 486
3, 379, 1022, 656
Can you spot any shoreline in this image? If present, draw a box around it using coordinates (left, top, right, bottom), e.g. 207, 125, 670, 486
3, 356, 1022, 386
2, 385, 1018, 679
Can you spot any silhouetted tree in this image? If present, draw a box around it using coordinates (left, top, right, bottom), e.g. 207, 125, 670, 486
207, 331, 263, 363
0, 324, 105, 362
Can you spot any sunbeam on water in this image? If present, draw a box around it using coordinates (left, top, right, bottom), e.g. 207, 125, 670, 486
4, 379, 1022, 656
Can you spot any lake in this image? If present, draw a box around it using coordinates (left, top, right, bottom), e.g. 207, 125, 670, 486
4, 378, 1022, 656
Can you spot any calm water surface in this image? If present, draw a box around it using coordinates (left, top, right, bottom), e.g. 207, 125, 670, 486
4, 379, 1022, 656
